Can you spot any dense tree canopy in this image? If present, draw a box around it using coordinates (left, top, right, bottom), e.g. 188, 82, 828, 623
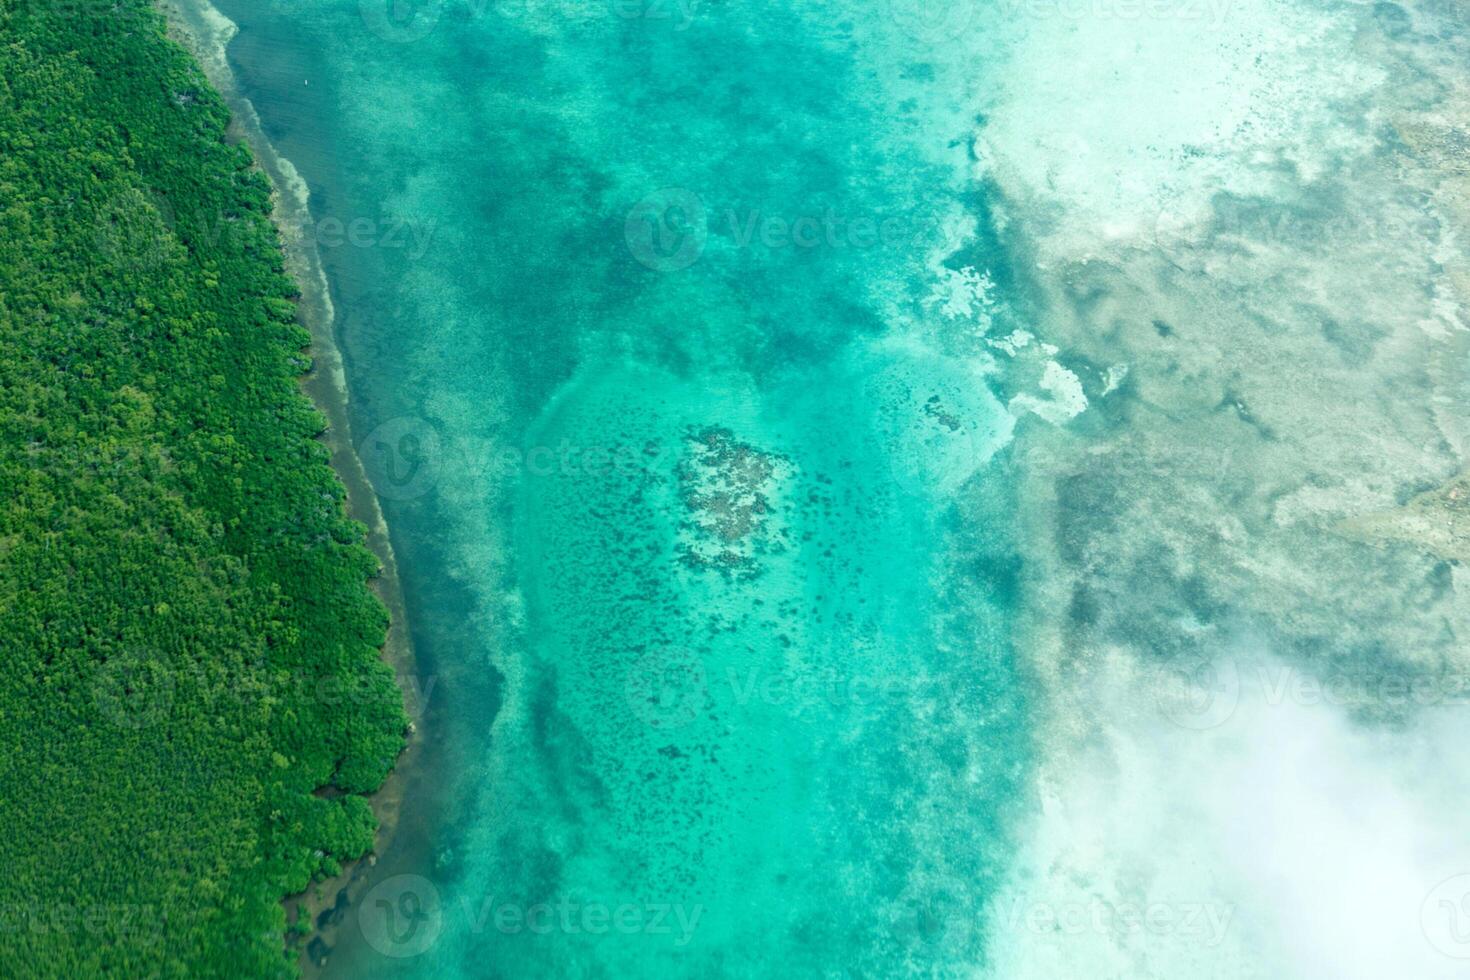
0, 1, 407, 974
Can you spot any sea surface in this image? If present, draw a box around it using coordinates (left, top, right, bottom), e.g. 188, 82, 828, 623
192, 0, 1470, 975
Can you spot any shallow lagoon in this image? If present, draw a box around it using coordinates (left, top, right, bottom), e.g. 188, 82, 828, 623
200, 0, 1470, 975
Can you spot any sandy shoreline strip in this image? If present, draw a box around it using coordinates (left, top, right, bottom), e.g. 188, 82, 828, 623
157, 0, 421, 971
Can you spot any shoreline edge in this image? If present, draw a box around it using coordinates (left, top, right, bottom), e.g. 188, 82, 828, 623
157, 0, 423, 972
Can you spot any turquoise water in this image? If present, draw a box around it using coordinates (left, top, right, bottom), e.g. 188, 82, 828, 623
207, 0, 1470, 975
211, 0, 1032, 975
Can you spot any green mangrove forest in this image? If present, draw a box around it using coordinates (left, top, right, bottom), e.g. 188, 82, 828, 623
0, 1, 407, 974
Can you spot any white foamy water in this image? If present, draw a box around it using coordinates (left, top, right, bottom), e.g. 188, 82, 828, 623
967, 0, 1470, 974
986, 650, 1470, 978
975, 0, 1383, 261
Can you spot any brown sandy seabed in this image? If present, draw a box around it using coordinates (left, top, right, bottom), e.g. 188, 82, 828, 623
993, 9, 1470, 740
